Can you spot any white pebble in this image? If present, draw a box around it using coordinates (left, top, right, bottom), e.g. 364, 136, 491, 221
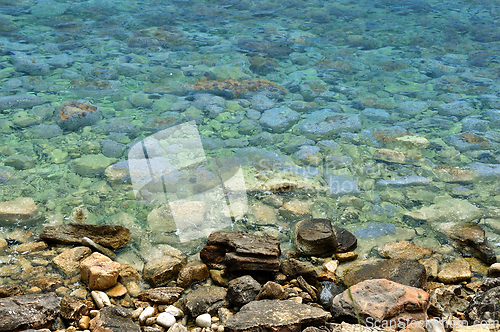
157, 312, 177, 328
131, 307, 144, 319
163, 305, 184, 317
196, 314, 212, 328
91, 291, 111, 309
139, 306, 155, 324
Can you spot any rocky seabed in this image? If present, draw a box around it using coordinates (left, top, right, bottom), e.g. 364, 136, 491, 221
1, 219, 500, 332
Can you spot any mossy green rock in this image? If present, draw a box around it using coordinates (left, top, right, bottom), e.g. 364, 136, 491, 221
71, 154, 117, 177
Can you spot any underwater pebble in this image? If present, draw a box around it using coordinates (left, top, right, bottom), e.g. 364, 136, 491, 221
0, 94, 45, 111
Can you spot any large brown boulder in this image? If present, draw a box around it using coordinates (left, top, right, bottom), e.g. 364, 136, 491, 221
41, 223, 130, 249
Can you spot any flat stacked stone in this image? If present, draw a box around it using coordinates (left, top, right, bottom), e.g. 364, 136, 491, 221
200, 231, 280, 272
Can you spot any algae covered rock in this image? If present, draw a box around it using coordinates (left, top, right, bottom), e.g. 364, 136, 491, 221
56, 100, 101, 131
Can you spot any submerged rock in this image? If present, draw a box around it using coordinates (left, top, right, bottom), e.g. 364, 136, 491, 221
403, 198, 483, 225
0, 94, 45, 111
143, 254, 187, 287
56, 100, 101, 131
294, 109, 362, 139
0, 197, 40, 225
224, 300, 330, 332
436, 222, 496, 264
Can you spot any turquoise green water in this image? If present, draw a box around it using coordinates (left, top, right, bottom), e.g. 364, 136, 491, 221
1, 0, 500, 269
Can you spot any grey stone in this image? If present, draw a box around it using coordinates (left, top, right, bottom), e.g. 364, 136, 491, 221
445, 132, 490, 151
184, 286, 227, 317
224, 300, 329, 332
251, 94, 275, 111
318, 281, 343, 310
361, 108, 390, 122
465, 280, 500, 323
470, 162, 500, 180
227, 275, 261, 306
326, 175, 359, 196
376, 176, 431, 187
428, 287, 468, 317
294, 109, 361, 139
30, 124, 63, 139
101, 139, 125, 158
259, 107, 300, 133
461, 117, 489, 132
0, 294, 60, 332
90, 306, 140, 332
438, 100, 472, 117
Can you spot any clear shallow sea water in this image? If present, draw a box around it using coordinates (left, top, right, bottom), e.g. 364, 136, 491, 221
1, 0, 500, 271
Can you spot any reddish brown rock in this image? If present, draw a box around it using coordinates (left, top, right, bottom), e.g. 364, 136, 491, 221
40, 223, 130, 249
330, 279, 429, 326
80, 252, 121, 290
200, 231, 280, 272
